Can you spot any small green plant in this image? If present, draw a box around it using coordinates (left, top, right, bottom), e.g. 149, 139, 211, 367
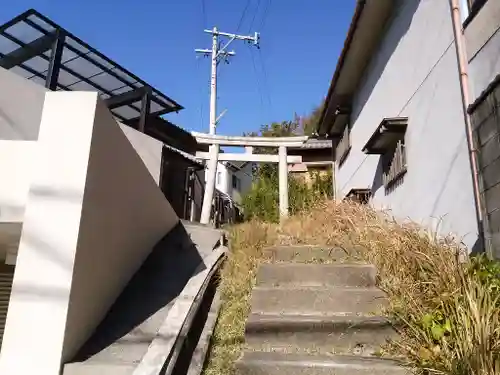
466, 254, 500, 297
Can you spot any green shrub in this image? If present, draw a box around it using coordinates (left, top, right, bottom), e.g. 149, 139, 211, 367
242, 169, 333, 222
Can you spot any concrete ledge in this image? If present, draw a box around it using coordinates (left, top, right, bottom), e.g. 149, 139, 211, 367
132, 246, 226, 375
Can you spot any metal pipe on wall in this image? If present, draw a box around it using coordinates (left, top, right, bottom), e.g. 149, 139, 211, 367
448, 0, 485, 252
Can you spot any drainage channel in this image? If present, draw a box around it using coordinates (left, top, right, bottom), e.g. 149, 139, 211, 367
171, 273, 220, 375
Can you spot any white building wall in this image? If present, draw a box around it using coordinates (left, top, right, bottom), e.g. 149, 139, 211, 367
231, 163, 253, 204
336, 0, 478, 248
0, 92, 179, 375
215, 162, 230, 195
212, 161, 253, 205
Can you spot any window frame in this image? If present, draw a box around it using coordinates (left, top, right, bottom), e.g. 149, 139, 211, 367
382, 138, 407, 192
463, 0, 489, 28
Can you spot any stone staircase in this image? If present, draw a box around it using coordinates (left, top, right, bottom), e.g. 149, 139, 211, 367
236, 245, 410, 375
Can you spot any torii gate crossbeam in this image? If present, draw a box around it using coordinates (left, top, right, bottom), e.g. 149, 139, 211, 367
192, 132, 309, 224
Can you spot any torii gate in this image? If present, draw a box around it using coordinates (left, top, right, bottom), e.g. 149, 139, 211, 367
191, 132, 309, 224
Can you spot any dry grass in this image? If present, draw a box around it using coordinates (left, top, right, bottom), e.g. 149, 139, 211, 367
203, 200, 500, 375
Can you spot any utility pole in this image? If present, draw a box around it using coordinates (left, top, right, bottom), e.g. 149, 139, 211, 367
195, 27, 260, 224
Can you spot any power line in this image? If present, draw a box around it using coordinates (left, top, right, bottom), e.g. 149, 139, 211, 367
196, 56, 208, 131
258, 0, 272, 30
236, 0, 252, 32
201, 0, 208, 28
248, 0, 262, 33
248, 45, 265, 120
257, 48, 273, 114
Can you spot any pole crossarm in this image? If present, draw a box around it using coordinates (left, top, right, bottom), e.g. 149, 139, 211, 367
195, 152, 302, 163
191, 132, 309, 148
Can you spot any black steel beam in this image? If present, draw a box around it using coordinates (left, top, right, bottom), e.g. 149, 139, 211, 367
139, 90, 151, 133
0, 54, 71, 92
1, 10, 182, 112
23, 18, 139, 92
1, 30, 118, 98
23, 13, 183, 112
151, 107, 180, 117
0, 9, 35, 33
45, 30, 65, 90
104, 87, 149, 110
0, 32, 55, 69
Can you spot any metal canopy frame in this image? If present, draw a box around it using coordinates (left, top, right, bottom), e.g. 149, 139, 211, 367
0, 9, 183, 132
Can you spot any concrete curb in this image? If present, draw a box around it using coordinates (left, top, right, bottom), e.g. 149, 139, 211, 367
186, 289, 222, 375
132, 246, 226, 375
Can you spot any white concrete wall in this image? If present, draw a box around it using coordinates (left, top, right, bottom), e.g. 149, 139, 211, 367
0, 67, 47, 258
119, 123, 163, 184
336, 0, 478, 248
464, 0, 500, 102
0, 92, 179, 375
0, 67, 167, 262
0, 141, 36, 260
0, 67, 47, 140
0, 141, 35, 224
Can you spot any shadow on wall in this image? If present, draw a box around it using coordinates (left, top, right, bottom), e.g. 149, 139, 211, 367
370, 156, 406, 197
371, 157, 384, 195
351, 0, 421, 124
470, 229, 485, 256
70, 221, 205, 361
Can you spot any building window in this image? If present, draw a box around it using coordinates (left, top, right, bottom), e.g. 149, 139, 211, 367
460, 0, 471, 21
362, 117, 408, 193
462, 0, 489, 26
232, 175, 241, 191
336, 124, 351, 167
382, 139, 407, 190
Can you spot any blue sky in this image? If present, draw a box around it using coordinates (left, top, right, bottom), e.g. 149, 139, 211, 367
2, 0, 355, 136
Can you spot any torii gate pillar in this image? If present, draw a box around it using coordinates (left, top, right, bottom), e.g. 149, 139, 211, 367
278, 145, 289, 219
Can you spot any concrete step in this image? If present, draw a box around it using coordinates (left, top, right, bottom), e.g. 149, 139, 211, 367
262, 245, 363, 263
256, 263, 376, 288
250, 286, 387, 315
236, 351, 410, 375
63, 362, 136, 375
245, 313, 398, 356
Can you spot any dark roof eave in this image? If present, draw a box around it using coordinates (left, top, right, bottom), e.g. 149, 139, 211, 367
317, 0, 367, 135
